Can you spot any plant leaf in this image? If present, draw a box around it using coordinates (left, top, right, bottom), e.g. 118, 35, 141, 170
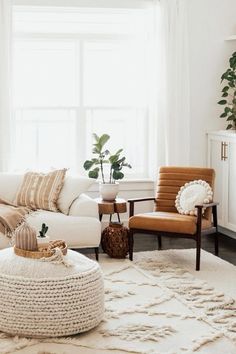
88, 167, 99, 179
227, 115, 236, 121
222, 86, 229, 92
122, 163, 132, 169
93, 133, 100, 142
92, 146, 100, 154
99, 134, 110, 148
109, 154, 119, 164
116, 157, 126, 164
111, 162, 121, 171
218, 100, 227, 105
91, 158, 100, 164
220, 112, 228, 118
115, 148, 123, 155
113, 170, 124, 180
83, 160, 94, 170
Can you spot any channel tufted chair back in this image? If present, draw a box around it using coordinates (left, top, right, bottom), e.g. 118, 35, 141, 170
155, 166, 215, 221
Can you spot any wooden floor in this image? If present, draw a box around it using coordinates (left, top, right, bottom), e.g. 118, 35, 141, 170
80, 232, 236, 266
133, 232, 236, 265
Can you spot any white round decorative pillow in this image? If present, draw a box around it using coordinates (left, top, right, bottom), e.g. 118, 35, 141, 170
175, 180, 213, 216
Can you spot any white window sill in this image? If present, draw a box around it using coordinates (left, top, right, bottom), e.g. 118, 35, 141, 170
88, 179, 155, 192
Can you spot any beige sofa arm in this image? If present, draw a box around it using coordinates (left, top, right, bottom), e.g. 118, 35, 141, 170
69, 194, 99, 219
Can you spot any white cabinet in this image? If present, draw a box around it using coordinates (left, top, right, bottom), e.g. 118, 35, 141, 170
208, 131, 236, 232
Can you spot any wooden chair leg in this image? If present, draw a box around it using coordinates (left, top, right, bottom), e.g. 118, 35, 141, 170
195, 206, 203, 271
157, 236, 162, 250
196, 238, 201, 271
213, 205, 219, 256
128, 230, 134, 261
214, 232, 219, 256
95, 247, 99, 261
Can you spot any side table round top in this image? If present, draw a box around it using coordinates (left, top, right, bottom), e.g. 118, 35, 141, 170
95, 198, 127, 215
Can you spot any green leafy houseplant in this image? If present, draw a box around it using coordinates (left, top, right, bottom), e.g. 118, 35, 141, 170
38, 223, 49, 238
218, 51, 236, 130
37, 223, 50, 248
83, 133, 131, 184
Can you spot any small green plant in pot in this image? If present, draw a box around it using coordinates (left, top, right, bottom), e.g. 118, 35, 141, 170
218, 51, 236, 130
37, 223, 50, 248
83, 133, 131, 200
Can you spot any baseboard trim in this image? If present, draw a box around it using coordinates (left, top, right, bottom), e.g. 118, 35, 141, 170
219, 226, 236, 240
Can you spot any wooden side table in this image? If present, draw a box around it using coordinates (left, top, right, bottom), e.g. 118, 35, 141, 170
95, 198, 127, 223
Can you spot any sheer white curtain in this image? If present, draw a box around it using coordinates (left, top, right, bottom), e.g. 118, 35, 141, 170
150, 0, 190, 178
0, 0, 12, 172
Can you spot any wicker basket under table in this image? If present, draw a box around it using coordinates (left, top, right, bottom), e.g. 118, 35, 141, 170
101, 222, 129, 258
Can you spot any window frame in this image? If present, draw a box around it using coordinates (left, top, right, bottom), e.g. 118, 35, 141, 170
12, 5, 152, 179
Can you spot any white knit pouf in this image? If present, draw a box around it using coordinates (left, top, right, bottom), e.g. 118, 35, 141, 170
0, 248, 104, 338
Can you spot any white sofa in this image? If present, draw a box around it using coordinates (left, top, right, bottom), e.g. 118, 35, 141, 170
0, 173, 101, 256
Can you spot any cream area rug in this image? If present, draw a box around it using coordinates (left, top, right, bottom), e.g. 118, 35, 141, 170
1, 249, 236, 354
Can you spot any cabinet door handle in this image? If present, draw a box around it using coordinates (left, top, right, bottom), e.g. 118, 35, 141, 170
221, 141, 224, 160
224, 142, 228, 160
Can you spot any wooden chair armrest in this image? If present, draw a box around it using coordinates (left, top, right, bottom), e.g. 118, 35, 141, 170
128, 197, 156, 203
128, 197, 156, 217
195, 202, 219, 230
195, 202, 219, 209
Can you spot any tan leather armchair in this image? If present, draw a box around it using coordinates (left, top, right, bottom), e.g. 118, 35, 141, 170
128, 166, 219, 271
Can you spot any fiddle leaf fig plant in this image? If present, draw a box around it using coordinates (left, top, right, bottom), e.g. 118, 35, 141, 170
83, 133, 131, 183
218, 51, 236, 130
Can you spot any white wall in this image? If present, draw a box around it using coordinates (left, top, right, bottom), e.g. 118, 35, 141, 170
88, 1, 236, 222
187, 0, 236, 166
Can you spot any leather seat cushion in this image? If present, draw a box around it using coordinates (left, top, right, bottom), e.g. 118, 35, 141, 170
129, 211, 212, 235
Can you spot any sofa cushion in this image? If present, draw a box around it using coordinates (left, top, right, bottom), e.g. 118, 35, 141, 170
0, 234, 10, 249
58, 176, 95, 215
26, 210, 101, 247
129, 211, 212, 235
15, 169, 67, 212
0, 174, 23, 203
69, 194, 98, 218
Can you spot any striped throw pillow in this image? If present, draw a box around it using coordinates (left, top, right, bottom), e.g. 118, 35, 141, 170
15, 169, 67, 212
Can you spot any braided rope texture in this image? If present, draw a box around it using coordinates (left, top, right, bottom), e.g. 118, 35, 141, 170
0, 249, 104, 338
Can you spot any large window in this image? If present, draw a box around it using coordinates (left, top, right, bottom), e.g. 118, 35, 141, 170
13, 5, 153, 178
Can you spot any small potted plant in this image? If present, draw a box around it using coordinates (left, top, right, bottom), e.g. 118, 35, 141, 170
83, 133, 131, 201
37, 223, 50, 249
218, 51, 236, 130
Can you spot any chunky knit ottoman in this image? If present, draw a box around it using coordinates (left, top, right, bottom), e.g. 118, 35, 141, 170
0, 248, 104, 338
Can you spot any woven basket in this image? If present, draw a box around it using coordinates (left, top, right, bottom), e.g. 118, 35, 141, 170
14, 241, 67, 259
101, 222, 129, 258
